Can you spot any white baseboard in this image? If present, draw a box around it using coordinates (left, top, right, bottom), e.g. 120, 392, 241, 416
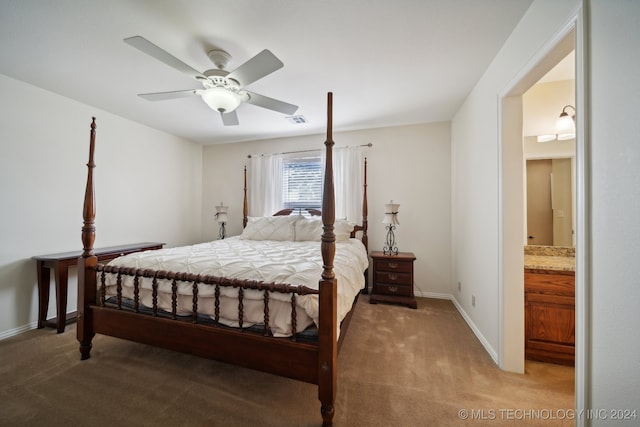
0, 321, 37, 341
414, 291, 499, 365
414, 290, 452, 300
449, 297, 499, 364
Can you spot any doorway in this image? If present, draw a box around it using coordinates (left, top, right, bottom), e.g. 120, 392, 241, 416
499, 26, 577, 374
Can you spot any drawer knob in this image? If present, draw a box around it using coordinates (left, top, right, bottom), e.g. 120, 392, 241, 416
387, 286, 398, 293
388, 273, 398, 281
388, 262, 398, 269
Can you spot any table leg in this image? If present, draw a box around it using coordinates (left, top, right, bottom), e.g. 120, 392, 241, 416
54, 262, 69, 333
36, 261, 50, 329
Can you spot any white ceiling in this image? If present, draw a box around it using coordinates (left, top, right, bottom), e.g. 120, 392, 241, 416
0, 0, 535, 145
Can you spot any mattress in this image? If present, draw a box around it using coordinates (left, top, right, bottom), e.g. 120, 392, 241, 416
103, 237, 369, 337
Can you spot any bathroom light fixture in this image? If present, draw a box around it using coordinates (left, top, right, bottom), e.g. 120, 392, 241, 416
556, 105, 576, 140
536, 105, 576, 142
215, 202, 229, 239
536, 134, 557, 143
382, 200, 400, 255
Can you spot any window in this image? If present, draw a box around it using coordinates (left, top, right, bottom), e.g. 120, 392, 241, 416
282, 156, 323, 210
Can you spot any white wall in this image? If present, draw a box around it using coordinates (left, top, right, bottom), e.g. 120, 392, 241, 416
453, 0, 640, 421
202, 122, 452, 297
0, 74, 203, 338
588, 0, 640, 421
451, 0, 580, 365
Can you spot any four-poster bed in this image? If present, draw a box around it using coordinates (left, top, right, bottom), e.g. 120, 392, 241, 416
76, 93, 368, 426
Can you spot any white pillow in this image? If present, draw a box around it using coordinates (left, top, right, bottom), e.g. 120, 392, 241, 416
240, 216, 298, 241
335, 219, 356, 242
294, 218, 323, 241
294, 218, 356, 242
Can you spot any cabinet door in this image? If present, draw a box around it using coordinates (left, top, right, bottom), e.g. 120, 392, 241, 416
525, 292, 575, 365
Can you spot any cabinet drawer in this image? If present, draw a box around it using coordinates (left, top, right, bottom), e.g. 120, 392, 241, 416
375, 260, 413, 273
373, 282, 413, 297
374, 271, 412, 285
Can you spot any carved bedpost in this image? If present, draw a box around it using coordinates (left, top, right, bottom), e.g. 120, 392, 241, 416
243, 165, 248, 228
318, 92, 337, 426
77, 117, 97, 360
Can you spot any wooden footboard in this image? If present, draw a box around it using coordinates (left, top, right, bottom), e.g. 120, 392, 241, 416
77, 93, 348, 426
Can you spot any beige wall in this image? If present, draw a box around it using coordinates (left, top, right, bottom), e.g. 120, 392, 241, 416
523, 79, 576, 137
0, 73, 203, 338
202, 122, 452, 297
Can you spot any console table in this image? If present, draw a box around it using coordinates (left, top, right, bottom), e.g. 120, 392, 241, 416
32, 242, 164, 333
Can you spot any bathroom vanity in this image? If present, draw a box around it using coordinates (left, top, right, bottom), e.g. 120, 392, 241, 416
524, 246, 575, 366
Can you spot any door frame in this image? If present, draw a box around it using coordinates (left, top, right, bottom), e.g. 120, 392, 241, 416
497, 3, 590, 421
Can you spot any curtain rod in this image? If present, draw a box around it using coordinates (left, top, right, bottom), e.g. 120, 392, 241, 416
247, 142, 372, 158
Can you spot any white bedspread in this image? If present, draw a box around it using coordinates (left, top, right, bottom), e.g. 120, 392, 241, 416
104, 237, 369, 337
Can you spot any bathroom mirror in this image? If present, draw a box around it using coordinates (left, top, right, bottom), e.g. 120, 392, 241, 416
524, 136, 576, 247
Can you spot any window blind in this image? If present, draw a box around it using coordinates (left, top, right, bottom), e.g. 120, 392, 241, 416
282, 156, 323, 210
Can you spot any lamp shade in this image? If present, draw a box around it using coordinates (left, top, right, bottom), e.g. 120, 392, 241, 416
215, 202, 229, 223
382, 201, 400, 225
555, 105, 576, 140
202, 88, 242, 113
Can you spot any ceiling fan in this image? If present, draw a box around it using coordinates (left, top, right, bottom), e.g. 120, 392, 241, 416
124, 36, 298, 126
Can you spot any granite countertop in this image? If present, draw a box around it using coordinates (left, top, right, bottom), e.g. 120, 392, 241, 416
524, 245, 575, 272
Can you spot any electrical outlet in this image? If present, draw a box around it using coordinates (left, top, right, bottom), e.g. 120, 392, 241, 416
472, 295, 476, 307
457, 281, 461, 292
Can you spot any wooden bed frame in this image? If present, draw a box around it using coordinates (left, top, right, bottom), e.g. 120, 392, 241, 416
76, 93, 367, 426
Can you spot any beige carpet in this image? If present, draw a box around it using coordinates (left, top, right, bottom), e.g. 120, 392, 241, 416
0, 297, 574, 426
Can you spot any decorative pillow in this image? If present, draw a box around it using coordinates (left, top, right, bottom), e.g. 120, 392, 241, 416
294, 218, 323, 241
335, 219, 357, 242
294, 218, 356, 242
240, 216, 298, 241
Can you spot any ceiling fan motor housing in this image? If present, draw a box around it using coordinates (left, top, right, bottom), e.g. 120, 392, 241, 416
202, 73, 240, 91
207, 49, 232, 70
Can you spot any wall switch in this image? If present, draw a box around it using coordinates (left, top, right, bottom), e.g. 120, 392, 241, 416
472, 295, 476, 307
458, 281, 461, 291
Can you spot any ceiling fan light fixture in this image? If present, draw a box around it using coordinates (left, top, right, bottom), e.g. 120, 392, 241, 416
201, 87, 242, 113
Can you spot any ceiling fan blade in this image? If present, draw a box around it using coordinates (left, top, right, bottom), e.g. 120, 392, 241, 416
220, 110, 239, 126
227, 49, 284, 88
124, 36, 206, 80
245, 91, 298, 115
138, 89, 197, 101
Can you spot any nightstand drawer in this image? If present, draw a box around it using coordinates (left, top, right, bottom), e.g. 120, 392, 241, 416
369, 251, 417, 309
373, 282, 413, 297
374, 271, 412, 285
376, 259, 413, 273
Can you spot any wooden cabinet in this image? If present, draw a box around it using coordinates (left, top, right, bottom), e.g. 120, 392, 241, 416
369, 251, 417, 309
525, 269, 575, 366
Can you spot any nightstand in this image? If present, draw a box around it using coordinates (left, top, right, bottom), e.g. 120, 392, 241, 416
369, 251, 417, 309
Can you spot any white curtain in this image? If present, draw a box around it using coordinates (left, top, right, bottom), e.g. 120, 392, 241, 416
332, 146, 364, 222
249, 154, 283, 217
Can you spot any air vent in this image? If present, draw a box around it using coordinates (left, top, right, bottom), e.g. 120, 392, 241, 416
286, 115, 308, 124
